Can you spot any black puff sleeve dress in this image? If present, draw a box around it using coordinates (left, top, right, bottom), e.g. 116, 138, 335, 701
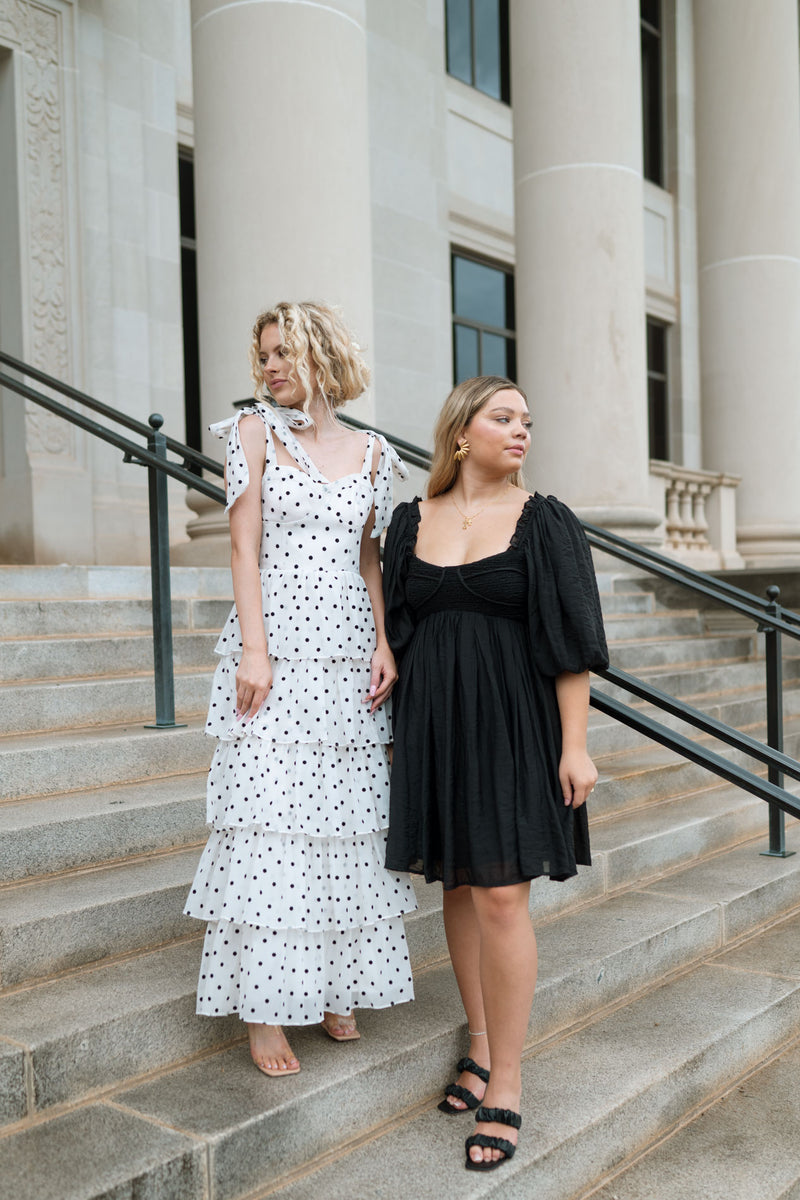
383, 493, 609, 890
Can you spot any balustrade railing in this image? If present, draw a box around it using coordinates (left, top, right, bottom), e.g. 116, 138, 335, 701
649, 461, 743, 570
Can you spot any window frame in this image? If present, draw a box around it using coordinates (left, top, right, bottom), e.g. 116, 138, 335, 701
641, 0, 664, 186
178, 148, 202, 456
450, 248, 517, 384
646, 316, 669, 462
445, 0, 511, 105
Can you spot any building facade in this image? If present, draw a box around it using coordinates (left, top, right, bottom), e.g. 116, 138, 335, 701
1, 0, 799, 569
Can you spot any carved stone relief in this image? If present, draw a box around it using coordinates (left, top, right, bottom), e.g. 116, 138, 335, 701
0, 0, 73, 460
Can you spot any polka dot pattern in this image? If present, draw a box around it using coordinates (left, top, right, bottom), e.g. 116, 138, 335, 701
206, 657, 391, 744
202, 740, 391, 837
196, 916, 412, 1025
186, 404, 416, 1025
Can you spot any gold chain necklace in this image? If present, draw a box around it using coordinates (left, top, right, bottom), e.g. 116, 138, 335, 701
450, 483, 510, 531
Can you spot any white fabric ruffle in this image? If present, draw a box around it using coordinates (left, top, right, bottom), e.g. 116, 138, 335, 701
185, 826, 415, 931
204, 740, 390, 836
205, 657, 391, 745
195, 916, 414, 1024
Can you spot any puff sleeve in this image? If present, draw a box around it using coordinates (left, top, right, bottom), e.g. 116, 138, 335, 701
370, 436, 409, 538
382, 500, 417, 666
208, 405, 261, 514
524, 495, 609, 677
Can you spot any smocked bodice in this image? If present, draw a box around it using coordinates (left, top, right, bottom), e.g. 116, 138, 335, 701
406, 552, 528, 623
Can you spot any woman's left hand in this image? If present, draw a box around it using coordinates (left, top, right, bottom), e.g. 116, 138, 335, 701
558, 748, 598, 808
364, 643, 398, 712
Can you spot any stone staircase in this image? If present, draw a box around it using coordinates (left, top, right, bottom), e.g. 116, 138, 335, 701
1, 565, 800, 1200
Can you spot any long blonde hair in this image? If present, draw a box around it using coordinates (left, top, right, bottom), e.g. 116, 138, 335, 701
248, 301, 370, 415
428, 375, 528, 498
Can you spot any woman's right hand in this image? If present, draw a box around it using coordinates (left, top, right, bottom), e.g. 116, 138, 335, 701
235, 649, 272, 719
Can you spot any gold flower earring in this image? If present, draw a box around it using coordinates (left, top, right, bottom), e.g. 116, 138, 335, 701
454, 440, 470, 463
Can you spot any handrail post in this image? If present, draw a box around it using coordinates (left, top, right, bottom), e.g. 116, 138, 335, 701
761, 585, 793, 857
144, 414, 186, 730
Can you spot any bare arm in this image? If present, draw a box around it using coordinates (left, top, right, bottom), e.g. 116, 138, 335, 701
228, 415, 271, 718
555, 669, 598, 808
359, 441, 398, 713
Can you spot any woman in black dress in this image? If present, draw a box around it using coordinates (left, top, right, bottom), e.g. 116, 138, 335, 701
383, 376, 608, 1171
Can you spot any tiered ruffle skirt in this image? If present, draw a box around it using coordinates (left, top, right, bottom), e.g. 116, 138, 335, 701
185, 567, 416, 1024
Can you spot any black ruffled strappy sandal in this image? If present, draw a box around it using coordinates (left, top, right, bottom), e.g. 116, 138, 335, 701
464, 1105, 522, 1171
437, 1057, 490, 1115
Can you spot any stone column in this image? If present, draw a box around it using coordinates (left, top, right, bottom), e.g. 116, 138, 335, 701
694, 0, 800, 566
180, 0, 375, 563
510, 0, 660, 541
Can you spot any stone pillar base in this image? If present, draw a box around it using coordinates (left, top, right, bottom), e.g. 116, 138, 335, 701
573, 506, 663, 576
574, 506, 663, 546
736, 525, 800, 569
170, 492, 230, 567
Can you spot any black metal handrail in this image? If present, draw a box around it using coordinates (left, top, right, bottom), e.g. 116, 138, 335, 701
0, 351, 224, 478
590, 688, 800, 820
0, 369, 225, 502
0, 358, 224, 730
596, 664, 800, 784
583, 521, 800, 639
2, 352, 799, 855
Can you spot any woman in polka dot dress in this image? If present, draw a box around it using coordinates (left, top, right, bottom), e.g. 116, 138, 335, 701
184, 301, 416, 1077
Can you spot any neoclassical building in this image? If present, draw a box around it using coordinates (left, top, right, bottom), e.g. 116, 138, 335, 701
1, 0, 799, 570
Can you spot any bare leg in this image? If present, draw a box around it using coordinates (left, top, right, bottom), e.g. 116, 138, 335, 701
247, 1023, 300, 1074
468, 882, 537, 1164
441, 886, 490, 1109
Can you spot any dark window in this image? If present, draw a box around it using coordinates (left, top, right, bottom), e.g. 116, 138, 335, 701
647, 318, 669, 460
178, 151, 202, 454
641, 0, 663, 185
445, 0, 510, 104
451, 251, 516, 384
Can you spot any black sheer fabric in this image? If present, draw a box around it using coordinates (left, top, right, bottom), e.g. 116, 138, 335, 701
383, 494, 609, 889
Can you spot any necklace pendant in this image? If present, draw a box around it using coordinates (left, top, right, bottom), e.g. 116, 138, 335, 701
462, 517, 473, 530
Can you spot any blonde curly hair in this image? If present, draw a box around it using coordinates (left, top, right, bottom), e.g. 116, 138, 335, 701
248, 301, 371, 414
428, 375, 528, 498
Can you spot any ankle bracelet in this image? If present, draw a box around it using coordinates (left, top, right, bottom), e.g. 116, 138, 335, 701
468, 1029, 487, 1036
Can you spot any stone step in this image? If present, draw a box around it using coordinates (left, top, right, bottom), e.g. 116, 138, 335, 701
0, 760, 776, 991
585, 1038, 800, 1200
589, 725, 800, 822
0, 849, 444, 992
602, 612, 704, 641
609, 632, 756, 671
0, 630, 218, 682
3, 850, 799, 1198
528, 789, 798, 927
0, 875, 442, 1120
0, 670, 211, 736
586, 683, 800, 760
0, 596, 230, 639
0, 847, 203, 987
0, 564, 231, 601
0, 719, 212, 801
1, 809, 798, 1132
1, 701, 791, 874
597, 652, 800, 704
0, 775, 207, 884
598, 591, 655, 614
258, 912, 800, 1200
589, 784, 773, 892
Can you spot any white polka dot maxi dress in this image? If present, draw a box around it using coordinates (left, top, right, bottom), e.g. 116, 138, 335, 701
184, 402, 417, 1025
